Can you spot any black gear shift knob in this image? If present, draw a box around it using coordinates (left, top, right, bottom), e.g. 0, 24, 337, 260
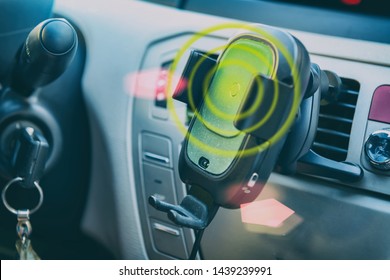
11, 18, 78, 95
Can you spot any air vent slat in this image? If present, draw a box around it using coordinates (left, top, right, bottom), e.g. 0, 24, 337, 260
311, 77, 360, 162
336, 102, 356, 109
312, 142, 348, 153
319, 114, 353, 124
343, 89, 359, 95
320, 106, 355, 120
316, 128, 350, 138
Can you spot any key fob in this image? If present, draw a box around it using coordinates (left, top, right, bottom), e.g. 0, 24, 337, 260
178, 25, 311, 208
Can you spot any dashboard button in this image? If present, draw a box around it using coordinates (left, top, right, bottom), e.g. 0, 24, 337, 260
369, 85, 390, 124
150, 219, 187, 259
142, 163, 177, 221
365, 129, 390, 171
142, 133, 173, 168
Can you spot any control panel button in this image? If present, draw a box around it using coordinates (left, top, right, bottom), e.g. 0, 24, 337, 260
247, 173, 259, 188
142, 133, 173, 168
150, 219, 187, 259
142, 163, 177, 221
365, 129, 390, 170
369, 85, 390, 124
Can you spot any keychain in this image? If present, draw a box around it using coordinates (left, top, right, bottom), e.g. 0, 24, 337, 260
2, 177, 43, 260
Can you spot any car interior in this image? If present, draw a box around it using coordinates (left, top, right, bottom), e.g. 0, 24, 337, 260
1, 0, 390, 260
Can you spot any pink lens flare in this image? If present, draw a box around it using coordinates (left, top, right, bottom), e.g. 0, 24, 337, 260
240, 198, 295, 227
124, 68, 187, 101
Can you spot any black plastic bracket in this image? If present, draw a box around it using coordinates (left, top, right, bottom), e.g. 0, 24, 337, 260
297, 149, 363, 182
233, 75, 294, 141
149, 185, 219, 230
173, 49, 217, 110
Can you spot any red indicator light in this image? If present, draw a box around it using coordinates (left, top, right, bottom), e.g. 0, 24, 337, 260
341, 0, 362, 5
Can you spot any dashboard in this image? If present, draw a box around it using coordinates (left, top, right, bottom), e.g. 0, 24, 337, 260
1, 0, 390, 260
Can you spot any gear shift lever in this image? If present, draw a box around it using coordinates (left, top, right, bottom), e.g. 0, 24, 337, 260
0, 18, 77, 185
11, 18, 78, 96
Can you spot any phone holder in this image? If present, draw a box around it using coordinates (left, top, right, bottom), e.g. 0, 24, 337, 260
150, 25, 358, 258
151, 26, 314, 216
175, 51, 362, 185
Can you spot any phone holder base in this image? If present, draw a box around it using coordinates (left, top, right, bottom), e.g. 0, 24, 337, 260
149, 185, 219, 230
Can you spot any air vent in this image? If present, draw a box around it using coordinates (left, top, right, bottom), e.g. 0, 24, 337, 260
312, 78, 360, 162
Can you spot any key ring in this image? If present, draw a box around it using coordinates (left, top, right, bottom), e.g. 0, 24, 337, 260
1, 177, 44, 215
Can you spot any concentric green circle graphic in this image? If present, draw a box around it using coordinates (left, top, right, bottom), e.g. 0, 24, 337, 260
166, 23, 302, 158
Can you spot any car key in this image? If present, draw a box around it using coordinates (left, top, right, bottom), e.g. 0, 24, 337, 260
15, 210, 40, 260
2, 177, 44, 260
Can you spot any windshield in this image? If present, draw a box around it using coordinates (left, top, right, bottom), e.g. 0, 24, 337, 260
261, 0, 390, 17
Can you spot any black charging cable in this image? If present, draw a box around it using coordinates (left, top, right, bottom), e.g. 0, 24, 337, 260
149, 185, 218, 260
189, 229, 205, 260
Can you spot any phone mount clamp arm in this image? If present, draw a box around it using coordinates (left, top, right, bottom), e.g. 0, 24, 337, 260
279, 64, 363, 181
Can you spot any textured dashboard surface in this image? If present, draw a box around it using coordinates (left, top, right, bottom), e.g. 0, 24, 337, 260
55, 0, 390, 259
